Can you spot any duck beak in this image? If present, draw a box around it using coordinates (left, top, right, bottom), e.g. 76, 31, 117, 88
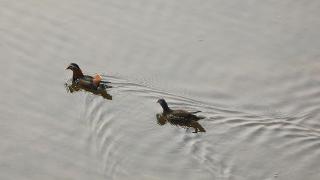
66, 65, 72, 70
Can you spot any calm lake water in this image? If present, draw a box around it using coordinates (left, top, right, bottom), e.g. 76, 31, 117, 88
1, 0, 320, 179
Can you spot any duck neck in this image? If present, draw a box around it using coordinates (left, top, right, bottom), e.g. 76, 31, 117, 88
161, 102, 171, 113
72, 69, 84, 81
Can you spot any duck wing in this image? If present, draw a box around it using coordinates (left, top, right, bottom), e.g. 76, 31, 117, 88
75, 75, 98, 90
76, 78, 94, 88
190, 110, 201, 114
82, 75, 94, 81
168, 110, 204, 121
172, 110, 200, 118
81, 75, 102, 86
166, 110, 198, 124
92, 74, 102, 86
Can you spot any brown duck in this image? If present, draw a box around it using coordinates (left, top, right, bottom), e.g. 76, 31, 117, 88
157, 98, 206, 133
66, 63, 110, 91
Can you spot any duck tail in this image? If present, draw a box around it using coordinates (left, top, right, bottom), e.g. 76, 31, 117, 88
195, 115, 205, 121
101, 80, 111, 84
98, 84, 113, 89
191, 110, 201, 114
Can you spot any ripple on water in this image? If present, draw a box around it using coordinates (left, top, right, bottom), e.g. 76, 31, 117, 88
75, 75, 320, 180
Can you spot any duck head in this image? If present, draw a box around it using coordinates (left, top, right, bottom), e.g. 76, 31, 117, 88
66, 63, 84, 81
157, 98, 171, 112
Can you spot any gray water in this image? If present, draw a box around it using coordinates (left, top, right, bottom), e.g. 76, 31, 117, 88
1, 0, 320, 179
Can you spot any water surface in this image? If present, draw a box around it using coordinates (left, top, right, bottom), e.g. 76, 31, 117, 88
1, 0, 320, 179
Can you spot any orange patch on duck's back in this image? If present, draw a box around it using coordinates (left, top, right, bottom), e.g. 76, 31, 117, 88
93, 74, 102, 86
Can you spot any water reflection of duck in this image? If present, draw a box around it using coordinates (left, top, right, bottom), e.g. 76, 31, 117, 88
156, 99, 206, 133
66, 63, 111, 91
65, 63, 112, 100
65, 80, 113, 100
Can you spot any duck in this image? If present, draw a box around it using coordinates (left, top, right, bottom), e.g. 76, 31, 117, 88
66, 63, 110, 91
156, 98, 206, 133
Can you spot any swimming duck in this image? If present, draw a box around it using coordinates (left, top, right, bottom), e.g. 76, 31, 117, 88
66, 63, 110, 91
157, 98, 206, 133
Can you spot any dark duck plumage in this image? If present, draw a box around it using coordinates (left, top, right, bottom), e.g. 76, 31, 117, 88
65, 63, 112, 100
66, 63, 109, 90
156, 98, 206, 133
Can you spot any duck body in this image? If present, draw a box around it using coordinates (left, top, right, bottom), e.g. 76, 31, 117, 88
164, 109, 203, 122
157, 99, 206, 133
74, 74, 102, 90
66, 63, 110, 91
